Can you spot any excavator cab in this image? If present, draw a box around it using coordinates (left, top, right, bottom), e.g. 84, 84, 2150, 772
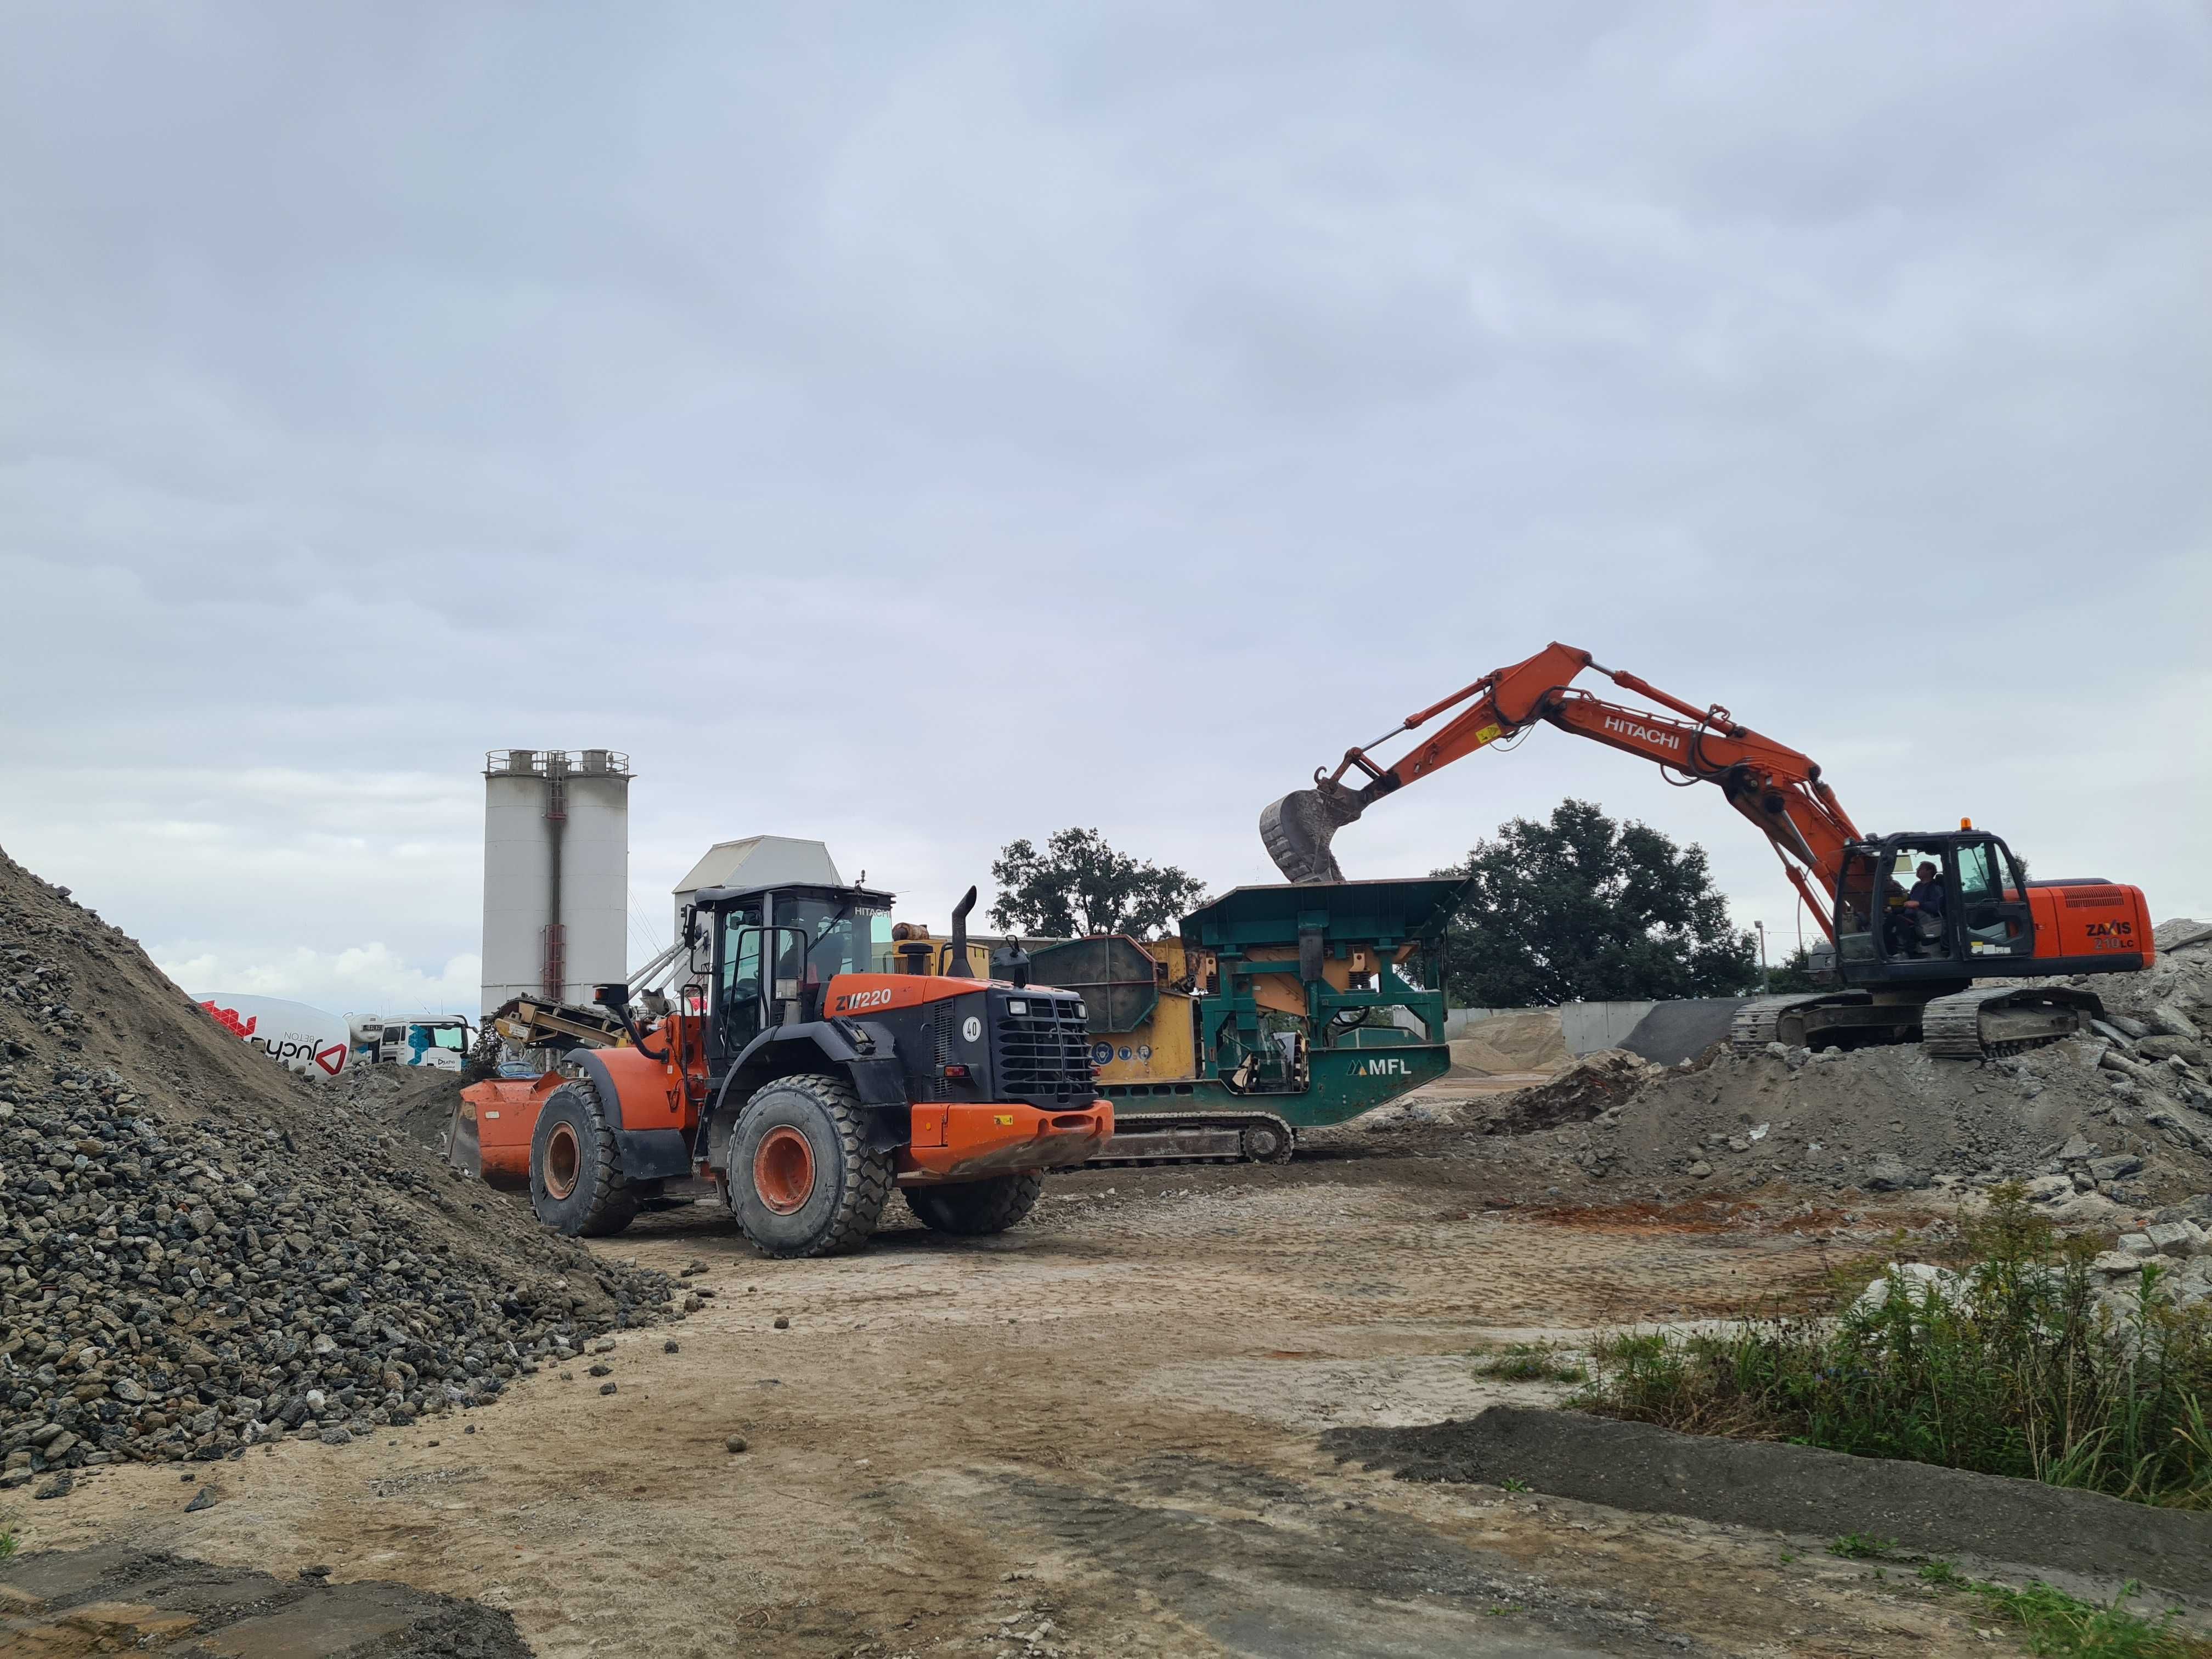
1832, 831, 2035, 985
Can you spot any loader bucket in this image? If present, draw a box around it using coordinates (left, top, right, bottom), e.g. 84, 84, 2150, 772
442, 1094, 484, 1181
1259, 780, 1365, 884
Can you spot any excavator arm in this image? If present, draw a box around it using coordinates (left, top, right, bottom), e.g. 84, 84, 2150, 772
1260, 641, 1862, 941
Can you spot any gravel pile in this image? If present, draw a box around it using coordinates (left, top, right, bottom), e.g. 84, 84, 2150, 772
330, 1062, 466, 1153
0, 846, 682, 1499
1512, 920, 2212, 1208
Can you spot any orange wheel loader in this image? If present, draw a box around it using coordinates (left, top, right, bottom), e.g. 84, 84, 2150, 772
452, 882, 1111, 1257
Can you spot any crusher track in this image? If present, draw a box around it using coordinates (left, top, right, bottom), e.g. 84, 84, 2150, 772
1082, 1110, 1299, 1167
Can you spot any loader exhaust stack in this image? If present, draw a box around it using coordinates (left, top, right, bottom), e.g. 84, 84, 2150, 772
947, 885, 978, 977
1259, 778, 1366, 884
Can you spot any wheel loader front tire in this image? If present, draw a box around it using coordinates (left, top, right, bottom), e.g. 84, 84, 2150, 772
529, 1080, 637, 1238
727, 1074, 894, 1259
904, 1171, 1045, 1236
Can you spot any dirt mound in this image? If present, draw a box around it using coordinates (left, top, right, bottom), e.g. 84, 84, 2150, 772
1581, 1039, 2212, 1204
1325, 1406, 2212, 1601
0, 844, 679, 1492
331, 1064, 466, 1153
1465, 922, 2212, 1204
1470, 1049, 1657, 1137
1447, 1010, 1567, 1077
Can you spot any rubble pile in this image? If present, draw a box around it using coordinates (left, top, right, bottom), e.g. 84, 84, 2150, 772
1521, 920, 2212, 1205
1471, 1050, 1651, 1137
1862, 1201, 2212, 1320
0, 847, 681, 1497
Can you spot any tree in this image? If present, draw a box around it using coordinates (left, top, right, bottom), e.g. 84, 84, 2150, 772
988, 828, 1209, 939
1766, 946, 1827, 994
1437, 799, 1758, 1007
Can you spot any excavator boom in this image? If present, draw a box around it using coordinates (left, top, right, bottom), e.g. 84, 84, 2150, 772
1262, 641, 1859, 940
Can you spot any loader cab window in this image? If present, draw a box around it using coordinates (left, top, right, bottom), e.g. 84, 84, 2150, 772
770, 894, 888, 1022
717, 900, 765, 1053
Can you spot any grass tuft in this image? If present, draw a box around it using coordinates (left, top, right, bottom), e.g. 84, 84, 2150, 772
1576, 1186, 2212, 1508
1916, 1563, 2209, 1659
1829, 1532, 1896, 1559
1472, 1342, 1587, 1384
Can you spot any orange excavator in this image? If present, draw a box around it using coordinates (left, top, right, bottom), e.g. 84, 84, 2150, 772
1260, 641, 2155, 1059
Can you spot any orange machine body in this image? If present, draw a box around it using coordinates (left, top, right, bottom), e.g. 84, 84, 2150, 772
461, 994, 1111, 1192
2024, 880, 2157, 969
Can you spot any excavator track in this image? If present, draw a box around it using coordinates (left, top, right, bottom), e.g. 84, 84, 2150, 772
1733, 994, 1848, 1051
1731, 990, 1948, 1053
1084, 1111, 1299, 1168
1920, 985, 2104, 1060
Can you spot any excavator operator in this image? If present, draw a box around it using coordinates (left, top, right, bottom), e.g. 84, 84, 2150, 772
1900, 860, 1946, 956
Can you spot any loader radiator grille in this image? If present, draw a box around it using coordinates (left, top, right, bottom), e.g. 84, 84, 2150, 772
924, 1001, 958, 1102
991, 994, 1094, 1104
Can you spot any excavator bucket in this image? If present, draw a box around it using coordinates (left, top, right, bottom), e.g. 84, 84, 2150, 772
1259, 780, 1365, 884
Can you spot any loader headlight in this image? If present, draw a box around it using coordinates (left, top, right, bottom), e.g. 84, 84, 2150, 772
1070, 1001, 1086, 1020
1006, 999, 1028, 1015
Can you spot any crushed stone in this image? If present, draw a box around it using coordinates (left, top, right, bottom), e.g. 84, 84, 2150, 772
1422, 921, 2212, 1206
0, 844, 679, 1494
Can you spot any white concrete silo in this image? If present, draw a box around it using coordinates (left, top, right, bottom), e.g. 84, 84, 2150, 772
479, 749, 633, 1014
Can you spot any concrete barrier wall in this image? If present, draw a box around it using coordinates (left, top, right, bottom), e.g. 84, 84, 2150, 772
1449, 997, 1752, 1066
1559, 1001, 1657, 1055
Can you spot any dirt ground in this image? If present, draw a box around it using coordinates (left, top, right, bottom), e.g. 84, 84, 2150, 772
15, 1119, 2121, 1659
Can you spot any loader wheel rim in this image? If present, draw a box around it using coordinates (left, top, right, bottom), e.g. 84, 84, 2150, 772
544, 1121, 582, 1200
754, 1127, 816, 1215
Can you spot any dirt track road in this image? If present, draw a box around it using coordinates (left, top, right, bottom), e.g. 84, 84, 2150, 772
18, 1145, 2021, 1658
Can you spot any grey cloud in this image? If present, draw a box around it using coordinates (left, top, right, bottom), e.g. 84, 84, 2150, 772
2, 3, 2207, 1008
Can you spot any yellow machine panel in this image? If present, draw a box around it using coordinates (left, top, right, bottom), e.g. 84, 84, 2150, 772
1090, 990, 1198, 1085
1239, 944, 1401, 1016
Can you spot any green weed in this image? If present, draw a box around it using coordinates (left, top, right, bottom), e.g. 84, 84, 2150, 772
1499, 1476, 1532, 1494
1830, 1532, 1896, 1559
1581, 1187, 2212, 1508
1918, 1567, 2208, 1658
1473, 1342, 1587, 1384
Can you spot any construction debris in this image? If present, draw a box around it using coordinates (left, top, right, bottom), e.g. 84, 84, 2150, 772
1392, 919, 2212, 1209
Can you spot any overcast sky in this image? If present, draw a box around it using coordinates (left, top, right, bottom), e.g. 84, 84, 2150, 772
3, 3, 2207, 1017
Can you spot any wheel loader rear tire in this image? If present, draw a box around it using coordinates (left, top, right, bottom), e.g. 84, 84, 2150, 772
529, 1080, 637, 1238
904, 1171, 1044, 1235
727, 1074, 893, 1259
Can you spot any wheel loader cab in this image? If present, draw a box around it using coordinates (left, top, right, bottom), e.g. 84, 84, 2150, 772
1832, 832, 2035, 984
706, 884, 888, 1060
